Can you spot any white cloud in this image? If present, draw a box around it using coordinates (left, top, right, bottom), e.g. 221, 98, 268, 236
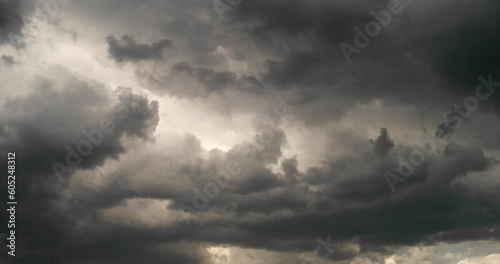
457, 254, 500, 264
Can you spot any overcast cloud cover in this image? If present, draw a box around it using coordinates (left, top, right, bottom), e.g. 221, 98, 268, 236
0, 0, 500, 263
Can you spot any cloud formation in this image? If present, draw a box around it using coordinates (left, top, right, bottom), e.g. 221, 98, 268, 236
1, 0, 500, 263
107, 34, 173, 63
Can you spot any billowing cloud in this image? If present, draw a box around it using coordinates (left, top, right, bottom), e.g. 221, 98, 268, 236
1, 0, 500, 263
0, 54, 15, 66
106, 34, 173, 63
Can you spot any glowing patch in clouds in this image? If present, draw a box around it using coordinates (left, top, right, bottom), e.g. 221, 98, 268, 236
207, 246, 231, 264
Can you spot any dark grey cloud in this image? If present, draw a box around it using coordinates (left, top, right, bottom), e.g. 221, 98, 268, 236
192, 137, 498, 261
0, 0, 24, 46
171, 62, 238, 93
370, 128, 394, 157
225, 0, 500, 119
47, 125, 499, 261
123, 0, 500, 131
3, 0, 500, 263
1, 67, 159, 177
2, 88, 499, 263
0, 0, 34, 48
1, 54, 15, 67
0, 65, 161, 263
106, 34, 173, 63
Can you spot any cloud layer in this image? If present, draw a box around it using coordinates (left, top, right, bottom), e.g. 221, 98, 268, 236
1, 0, 499, 263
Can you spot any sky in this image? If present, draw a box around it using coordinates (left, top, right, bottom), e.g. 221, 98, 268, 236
0, 0, 500, 263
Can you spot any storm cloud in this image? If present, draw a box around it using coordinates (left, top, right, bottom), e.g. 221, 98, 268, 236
1, 0, 500, 263
107, 34, 173, 63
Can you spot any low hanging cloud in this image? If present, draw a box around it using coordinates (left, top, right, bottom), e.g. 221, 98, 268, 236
0, 0, 23, 45
106, 34, 173, 63
24, 125, 497, 263
2, 0, 500, 263
0, 65, 163, 263
0, 54, 15, 67
369, 128, 394, 157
